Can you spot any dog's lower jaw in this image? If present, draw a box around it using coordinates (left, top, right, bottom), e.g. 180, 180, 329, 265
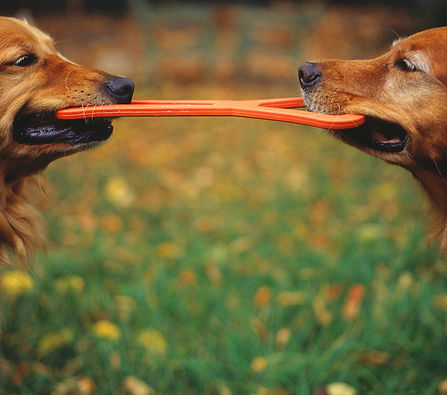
2, 150, 62, 183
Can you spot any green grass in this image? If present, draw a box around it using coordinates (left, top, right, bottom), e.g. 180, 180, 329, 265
1, 86, 446, 394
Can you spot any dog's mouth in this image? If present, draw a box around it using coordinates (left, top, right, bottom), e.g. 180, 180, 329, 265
330, 117, 408, 154
12, 112, 113, 146
343, 117, 408, 153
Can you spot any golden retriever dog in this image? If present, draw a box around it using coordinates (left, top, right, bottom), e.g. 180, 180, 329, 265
0, 17, 134, 262
299, 27, 447, 250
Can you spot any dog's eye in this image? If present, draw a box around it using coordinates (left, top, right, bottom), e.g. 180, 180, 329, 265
395, 59, 418, 72
7, 54, 37, 67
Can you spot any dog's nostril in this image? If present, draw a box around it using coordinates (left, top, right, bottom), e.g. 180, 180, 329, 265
298, 62, 322, 88
105, 77, 135, 104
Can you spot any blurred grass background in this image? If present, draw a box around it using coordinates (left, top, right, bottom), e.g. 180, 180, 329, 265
1, 1, 447, 394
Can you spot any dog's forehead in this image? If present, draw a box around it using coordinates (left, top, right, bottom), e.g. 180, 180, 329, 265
394, 27, 447, 53
0, 17, 54, 53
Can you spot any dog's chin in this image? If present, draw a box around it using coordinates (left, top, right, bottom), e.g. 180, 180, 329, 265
12, 112, 113, 149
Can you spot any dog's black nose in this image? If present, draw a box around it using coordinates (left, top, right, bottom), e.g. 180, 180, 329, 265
298, 62, 322, 88
105, 77, 135, 104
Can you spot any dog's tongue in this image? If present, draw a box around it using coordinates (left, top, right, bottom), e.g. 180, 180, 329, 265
372, 131, 401, 144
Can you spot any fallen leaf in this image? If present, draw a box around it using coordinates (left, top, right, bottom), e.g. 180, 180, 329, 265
277, 291, 306, 306
218, 382, 232, 395
110, 352, 121, 370
76, 377, 96, 394
115, 295, 136, 321
397, 271, 414, 294
439, 379, 447, 394
157, 242, 181, 259
16, 362, 29, 376
325, 285, 342, 301
102, 214, 122, 234
205, 263, 222, 283
433, 295, 447, 310
359, 350, 389, 366
251, 318, 267, 340
0, 358, 12, 376
309, 199, 331, 227
276, 328, 291, 348
179, 270, 197, 286
313, 294, 332, 326
254, 286, 272, 307
123, 376, 154, 395
343, 284, 366, 321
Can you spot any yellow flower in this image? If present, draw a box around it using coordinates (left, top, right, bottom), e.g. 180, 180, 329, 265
93, 320, 120, 341
157, 242, 181, 259
138, 329, 167, 355
105, 177, 134, 207
326, 382, 356, 395
251, 356, 267, 373
1, 270, 33, 296
55, 275, 85, 293
37, 329, 74, 357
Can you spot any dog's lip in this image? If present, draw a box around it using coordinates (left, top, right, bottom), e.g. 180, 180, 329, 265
367, 130, 407, 152
12, 111, 113, 146
334, 116, 408, 153
302, 97, 408, 154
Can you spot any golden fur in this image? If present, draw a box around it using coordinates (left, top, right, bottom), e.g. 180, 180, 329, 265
299, 27, 447, 250
0, 17, 134, 263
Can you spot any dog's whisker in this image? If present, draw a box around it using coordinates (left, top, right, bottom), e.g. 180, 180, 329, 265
432, 158, 447, 187
64, 68, 74, 90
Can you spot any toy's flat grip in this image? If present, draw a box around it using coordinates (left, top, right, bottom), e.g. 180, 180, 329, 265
55, 97, 365, 129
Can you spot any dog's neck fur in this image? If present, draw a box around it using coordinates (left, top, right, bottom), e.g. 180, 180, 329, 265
0, 160, 49, 263
413, 167, 447, 250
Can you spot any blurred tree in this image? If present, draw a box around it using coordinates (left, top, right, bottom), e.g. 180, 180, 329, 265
0, 0, 127, 15
0, 0, 444, 25
324, 0, 446, 26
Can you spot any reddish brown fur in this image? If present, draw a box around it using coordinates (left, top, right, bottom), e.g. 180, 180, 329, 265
0, 17, 131, 263
300, 27, 447, 251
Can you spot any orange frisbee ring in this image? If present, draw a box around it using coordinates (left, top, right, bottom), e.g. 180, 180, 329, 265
55, 97, 365, 129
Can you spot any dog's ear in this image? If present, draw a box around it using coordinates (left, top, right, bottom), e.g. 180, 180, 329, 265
428, 30, 447, 88
433, 64, 447, 89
